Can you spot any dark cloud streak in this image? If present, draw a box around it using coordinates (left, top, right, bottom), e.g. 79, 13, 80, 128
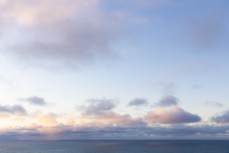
128, 98, 148, 106
20, 96, 47, 106
0, 104, 26, 115
212, 111, 229, 124
82, 98, 116, 115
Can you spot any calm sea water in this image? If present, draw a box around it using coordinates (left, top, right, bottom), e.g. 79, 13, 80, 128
0, 140, 228, 153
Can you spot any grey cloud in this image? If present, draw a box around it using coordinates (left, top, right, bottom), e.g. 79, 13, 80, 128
0, 104, 26, 115
118, 125, 227, 138
3, 124, 229, 140
83, 98, 117, 115
204, 101, 224, 108
128, 98, 148, 106
140, 125, 229, 139
212, 111, 229, 124
145, 106, 201, 124
124, 117, 147, 127
156, 95, 178, 107
0, 0, 120, 67
21, 96, 47, 106
8, 22, 118, 66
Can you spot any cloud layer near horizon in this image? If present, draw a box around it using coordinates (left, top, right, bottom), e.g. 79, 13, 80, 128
2, 123, 229, 140
0, 96, 228, 139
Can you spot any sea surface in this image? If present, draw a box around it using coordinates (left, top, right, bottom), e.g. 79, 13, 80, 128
0, 140, 228, 153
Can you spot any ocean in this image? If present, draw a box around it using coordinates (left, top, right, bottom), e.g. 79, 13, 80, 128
0, 140, 228, 153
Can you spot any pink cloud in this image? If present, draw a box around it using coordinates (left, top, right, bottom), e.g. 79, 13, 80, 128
0, 0, 99, 26
0, 0, 120, 67
145, 106, 201, 124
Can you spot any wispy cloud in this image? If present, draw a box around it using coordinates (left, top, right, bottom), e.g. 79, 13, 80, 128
152, 82, 176, 95
20, 96, 47, 106
155, 95, 178, 107
0, 0, 120, 68
204, 101, 224, 108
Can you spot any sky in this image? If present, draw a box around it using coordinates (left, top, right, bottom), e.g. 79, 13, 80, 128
0, 0, 229, 140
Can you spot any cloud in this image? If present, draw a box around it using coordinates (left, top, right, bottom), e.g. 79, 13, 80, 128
145, 106, 201, 124
3, 124, 229, 140
82, 111, 147, 128
0, 104, 27, 115
114, 0, 180, 8
78, 98, 147, 127
37, 114, 59, 127
0, 0, 98, 26
0, 106, 228, 139
156, 95, 178, 107
21, 96, 47, 106
82, 98, 117, 115
0, 0, 120, 67
44, 124, 229, 139
153, 82, 176, 95
204, 101, 224, 108
128, 98, 148, 106
212, 111, 229, 124
140, 124, 229, 139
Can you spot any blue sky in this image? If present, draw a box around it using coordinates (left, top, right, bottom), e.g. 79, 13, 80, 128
0, 0, 229, 139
